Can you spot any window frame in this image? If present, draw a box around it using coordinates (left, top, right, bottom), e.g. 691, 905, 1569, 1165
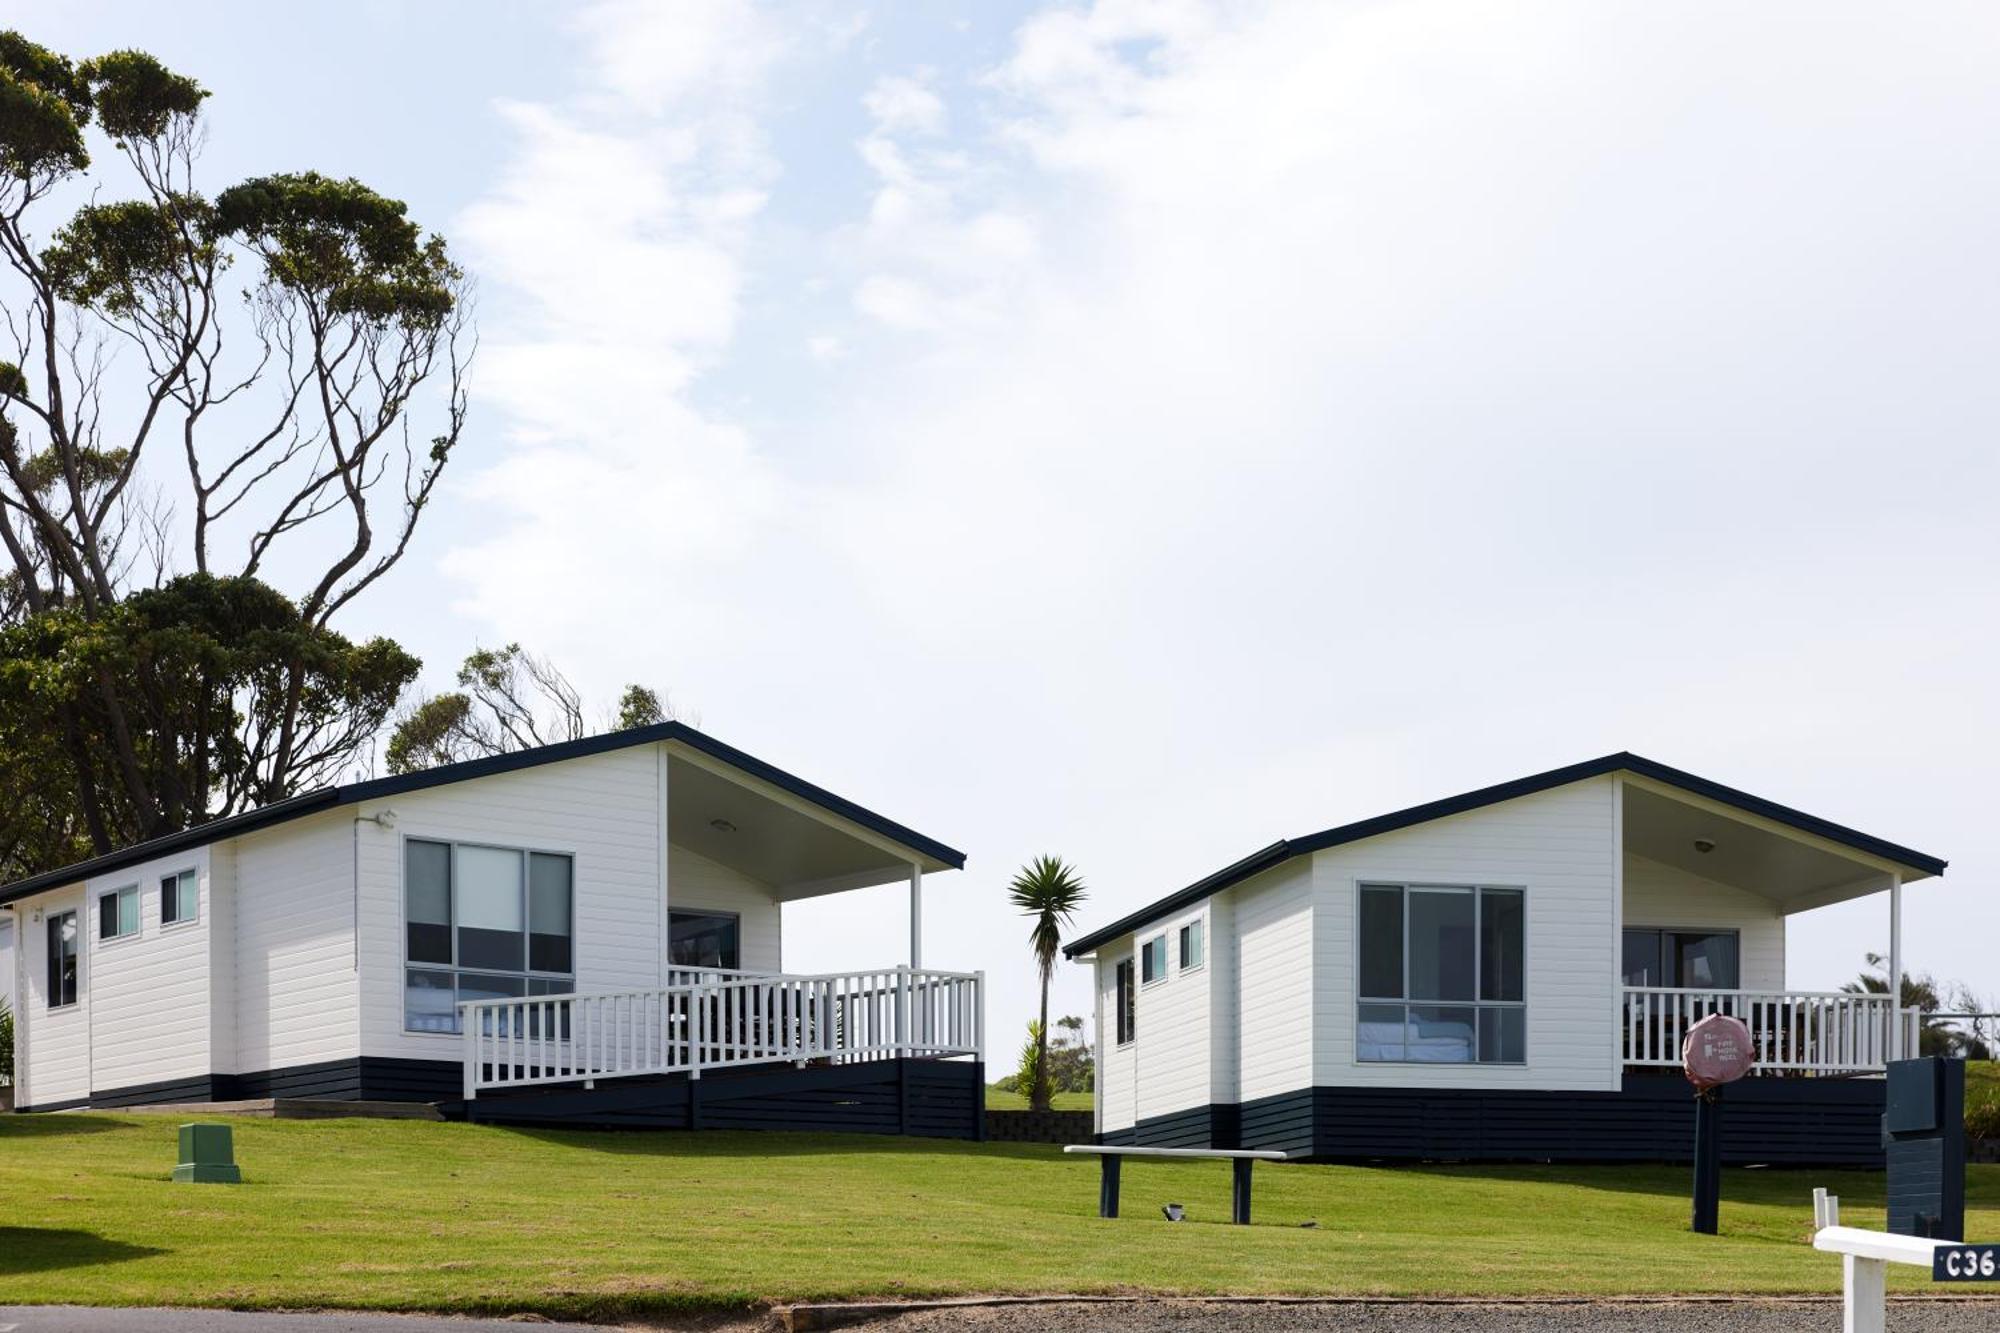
667, 907, 743, 973
1139, 933, 1169, 987
160, 867, 200, 929
1113, 957, 1137, 1047
1621, 925, 1742, 990
1354, 881, 1527, 1067
46, 908, 80, 1010
1177, 917, 1205, 973
97, 884, 141, 944
399, 835, 578, 1036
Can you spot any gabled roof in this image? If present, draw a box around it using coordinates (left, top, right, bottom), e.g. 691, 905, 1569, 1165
1061, 752, 1947, 959
0, 721, 965, 907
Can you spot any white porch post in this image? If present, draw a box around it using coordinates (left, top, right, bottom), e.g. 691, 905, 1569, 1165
1887, 870, 1903, 1062
908, 863, 923, 968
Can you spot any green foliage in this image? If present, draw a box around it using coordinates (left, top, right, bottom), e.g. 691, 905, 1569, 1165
1843, 952, 1994, 1059
1967, 1063, 2000, 1141
44, 196, 219, 313
76, 49, 204, 140
0, 30, 91, 178
0, 574, 419, 873
386, 643, 671, 776
383, 693, 476, 777
0, 30, 470, 875
1006, 1014, 1092, 1100
615, 684, 666, 731
215, 172, 457, 325
1007, 855, 1088, 1111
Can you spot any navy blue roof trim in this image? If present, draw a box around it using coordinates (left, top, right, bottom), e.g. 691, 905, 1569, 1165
0, 721, 964, 907
1061, 752, 1947, 958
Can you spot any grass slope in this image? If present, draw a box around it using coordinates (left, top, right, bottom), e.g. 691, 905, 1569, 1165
3, 1113, 1996, 1318
983, 1086, 1093, 1110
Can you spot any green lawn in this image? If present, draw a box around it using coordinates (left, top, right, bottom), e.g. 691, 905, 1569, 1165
3, 1113, 1996, 1319
984, 1085, 1093, 1110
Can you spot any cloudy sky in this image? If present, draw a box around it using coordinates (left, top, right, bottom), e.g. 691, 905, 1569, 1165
20, 0, 2000, 1044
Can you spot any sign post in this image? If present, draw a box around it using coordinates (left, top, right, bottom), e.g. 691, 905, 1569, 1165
1682, 1012, 1755, 1235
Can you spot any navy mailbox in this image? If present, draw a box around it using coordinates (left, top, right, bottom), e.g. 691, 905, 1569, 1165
1883, 1056, 1965, 1240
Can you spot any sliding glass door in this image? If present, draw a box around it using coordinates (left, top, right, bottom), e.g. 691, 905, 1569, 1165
1622, 928, 1739, 990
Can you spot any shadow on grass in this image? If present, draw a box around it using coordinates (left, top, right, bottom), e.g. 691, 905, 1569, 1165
1401, 1160, 1889, 1207
0, 1227, 165, 1275
0, 1113, 130, 1139
490, 1124, 1066, 1164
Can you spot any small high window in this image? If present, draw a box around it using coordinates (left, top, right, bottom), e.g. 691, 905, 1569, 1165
47, 910, 78, 1009
1178, 918, 1204, 971
1140, 934, 1168, 985
1114, 958, 1136, 1045
98, 885, 139, 941
161, 869, 198, 926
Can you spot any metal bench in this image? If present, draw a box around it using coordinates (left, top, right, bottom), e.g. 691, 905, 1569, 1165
1063, 1144, 1288, 1224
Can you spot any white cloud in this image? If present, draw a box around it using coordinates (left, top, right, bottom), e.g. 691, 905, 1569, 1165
444, 0, 2000, 1041
863, 73, 948, 138
445, 0, 786, 647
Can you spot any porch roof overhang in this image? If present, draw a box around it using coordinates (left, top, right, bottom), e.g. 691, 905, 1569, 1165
0, 721, 964, 908
1061, 752, 1946, 959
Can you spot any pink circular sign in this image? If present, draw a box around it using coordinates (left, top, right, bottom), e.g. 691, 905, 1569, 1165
1683, 1013, 1757, 1090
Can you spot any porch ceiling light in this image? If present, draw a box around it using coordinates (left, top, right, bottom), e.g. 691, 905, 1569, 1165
710, 818, 737, 834
1694, 837, 1716, 854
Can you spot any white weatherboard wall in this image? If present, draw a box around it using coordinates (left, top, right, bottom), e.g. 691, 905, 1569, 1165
233, 810, 361, 1074
1237, 858, 1316, 1103
18, 885, 88, 1107
1132, 903, 1213, 1125
357, 744, 665, 1064
354, 743, 787, 1063
1095, 939, 1137, 1133
670, 843, 781, 973
83, 846, 213, 1094
1312, 776, 1620, 1092
1621, 853, 1785, 991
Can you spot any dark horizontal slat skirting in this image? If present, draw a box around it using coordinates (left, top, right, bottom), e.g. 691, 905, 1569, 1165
218, 1056, 461, 1103
458, 1057, 982, 1139
87, 1073, 217, 1108
1101, 1076, 1888, 1167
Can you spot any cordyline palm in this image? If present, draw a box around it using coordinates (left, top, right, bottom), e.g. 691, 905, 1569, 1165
1009, 854, 1088, 1111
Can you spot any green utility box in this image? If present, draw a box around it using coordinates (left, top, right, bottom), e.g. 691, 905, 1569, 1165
172, 1122, 242, 1184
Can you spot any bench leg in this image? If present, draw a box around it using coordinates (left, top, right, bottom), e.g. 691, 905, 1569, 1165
1232, 1158, 1253, 1225
1099, 1154, 1121, 1220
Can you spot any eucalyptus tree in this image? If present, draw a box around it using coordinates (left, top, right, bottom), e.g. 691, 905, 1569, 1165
0, 32, 470, 875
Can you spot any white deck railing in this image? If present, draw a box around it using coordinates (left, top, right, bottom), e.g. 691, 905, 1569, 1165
1621, 986, 1918, 1074
460, 966, 983, 1098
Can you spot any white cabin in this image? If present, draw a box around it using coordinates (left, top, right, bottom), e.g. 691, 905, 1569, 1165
1, 723, 983, 1135
1062, 754, 1944, 1164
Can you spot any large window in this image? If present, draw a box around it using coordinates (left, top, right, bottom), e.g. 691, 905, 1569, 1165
403, 839, 574, 1033
46, 909, 78, 1009
1622, 928, 1738, 990
1114, 958, 1136, 1045
1357, 883, 1524, 1064
98, 886, 139, 941
161, 868, 198, 926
